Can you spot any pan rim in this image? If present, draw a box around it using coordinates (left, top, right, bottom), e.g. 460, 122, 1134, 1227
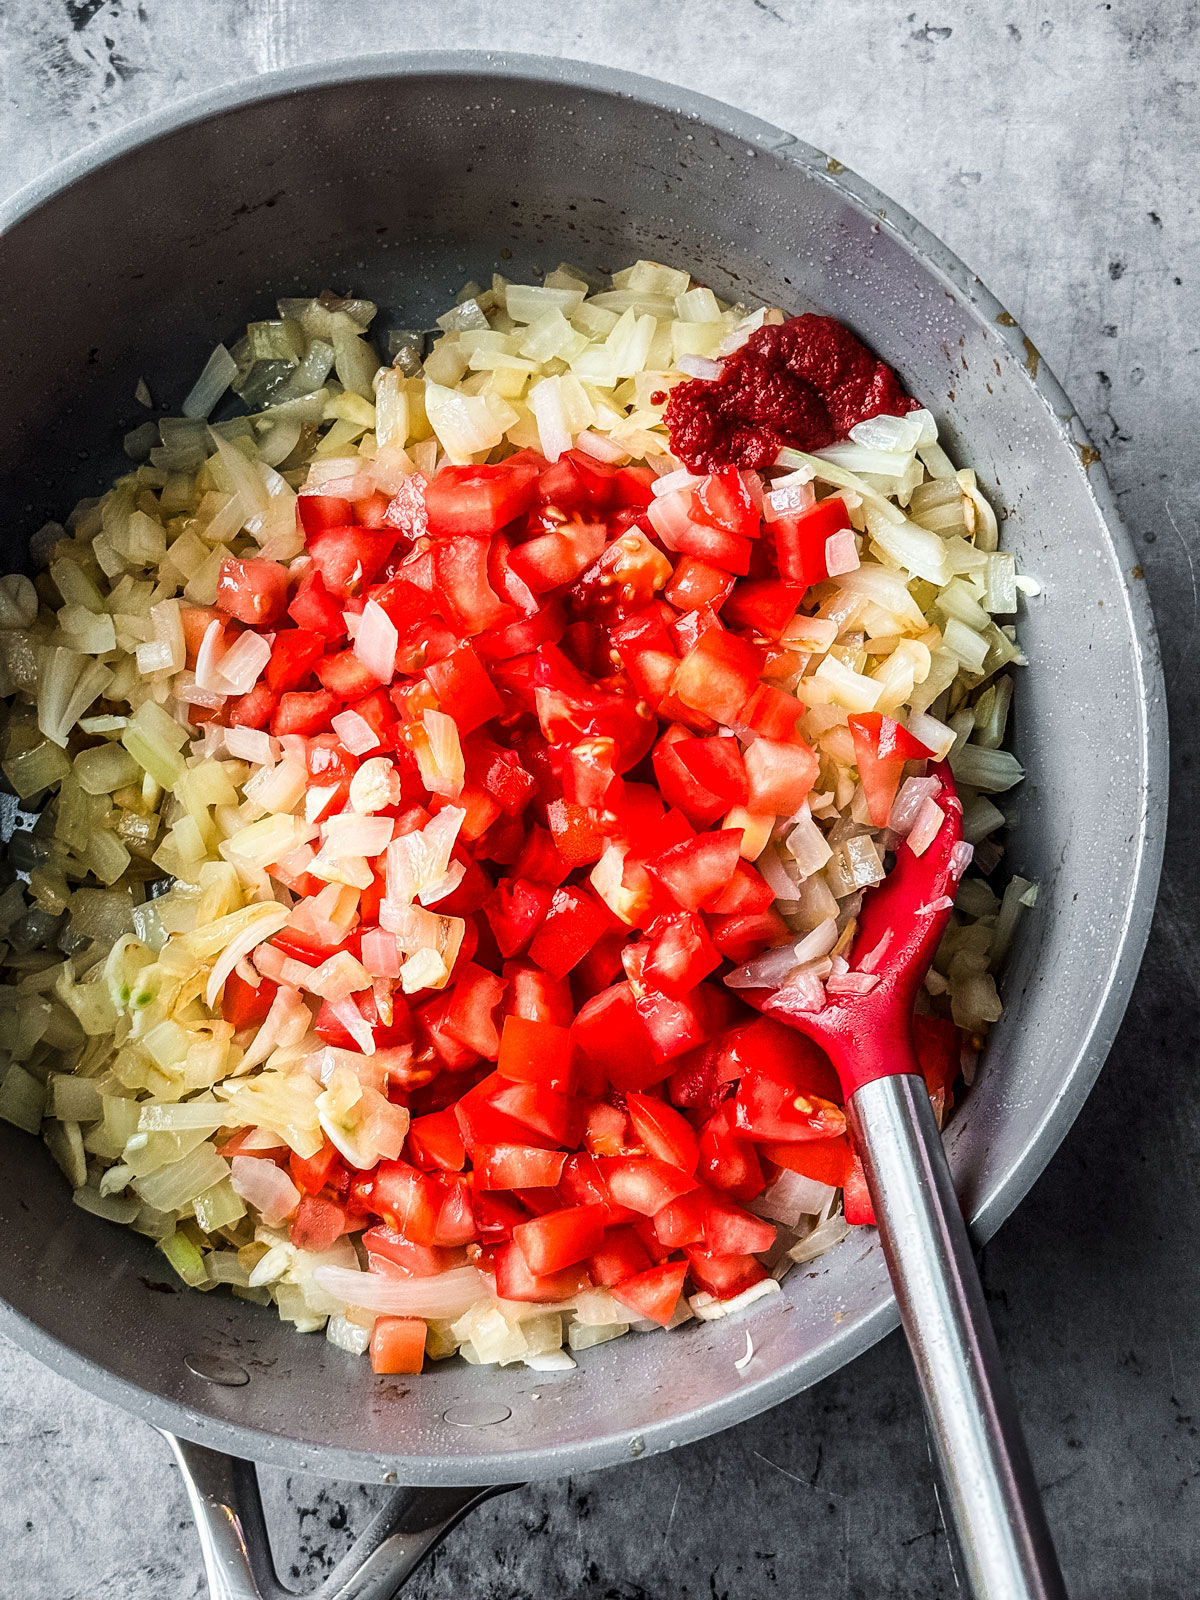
0, 48, 1168, 1485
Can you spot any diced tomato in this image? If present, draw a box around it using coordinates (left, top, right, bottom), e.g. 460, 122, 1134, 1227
762, 1135, 855, 1188
492, 1238, 587, 1304
772, 497, 850, 587
625, 1093, 700, 1175
707, 906, 789, 962
582, 1100, 628, 1158
431, 536, 512, 635
706, 860, 775, 916
485, 877, 551, 958
315, 647, 383, 698
587, 1225, 652, 1286
432, 1176, 477, 1245
652, 1189, 709, 1247
370, 1316, 427, 1374
510, 521, 608, 594
848, 712, 934, 827
635, 984, 723, 1064
670, 625, 762, 722
472, 1143, 567, 1190
544, 798, 606, 869
594, 1156, 697, 1215
438, 963, 506, 1060
288, 1142, 342, 1197
683, 1246, 766, 1301
406, 1109, 467, 1172
572, 982, 663, 1092
743, 736, 820, 814
646, 829, 743, 913
914, 1013, 961, 1098
843, 1155, 876, 1226
306, 525, 395, 596
527, 885, 612, 980
702, 1197, 776, 1256
609, 606, 680, 704
289, 1195, 351, 1252
226, 683, 277, 730
513, 1202, 607, 1275
221, 969, 277, 1030
496, 1013, 572, 1092
502, 959, 575, 1027
691, 469, 760, 539
610, 1259, 689, 1326
297, 493, 354, 535
288, 570, 346, 639
215, 556, 289, 627
721, 578, 804, 636
364, 1225, 462, 1278
180, 605, 225, 667
741, 683, 805, 742
265, 628, 324, 693
734, 1055, 847, 1143
473, 1191, 527, 1244
642, 914, 720, 998
664, 556, 735, 614
423, 460, 540, 539
698, 1102, 765, 1202
369, 1161, 443, 1244
270, 688, 339, 736
423, 643, 504, 734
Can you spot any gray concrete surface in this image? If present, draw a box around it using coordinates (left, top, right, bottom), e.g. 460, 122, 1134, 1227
0, 2, 1197, 1596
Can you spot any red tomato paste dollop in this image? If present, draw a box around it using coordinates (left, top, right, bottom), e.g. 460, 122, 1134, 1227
665, 313, 919, 472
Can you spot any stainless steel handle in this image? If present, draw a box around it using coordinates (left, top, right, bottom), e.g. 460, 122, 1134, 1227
848, 1074, 1068, 1600
164, 1431, 508, 1600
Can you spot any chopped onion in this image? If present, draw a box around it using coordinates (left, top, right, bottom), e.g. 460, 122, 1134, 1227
354, 599, 398, 684
204, 903, 290, 1008
825, 970, 880, 995
216, 629, 272, 694
332, 709, 381, 756
907, 798, 946, 857
321, 811, 394, 859
825, 529, 860, 577
230, 1154, 300, 1226
194, 619, 230, 693
762, 479, 815, 522
224, 725, 275, 765
889, 776, 942, 835
754, 1168, 835, 1227
361, 927, 402, 978
793, 918, 838, 964
313, 1264, 490, 1319
183, 344, 238, 420
676, 355, 723, 380
416, 710, 464, 798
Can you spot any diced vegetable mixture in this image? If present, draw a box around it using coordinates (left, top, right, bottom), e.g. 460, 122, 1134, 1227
0, 260, 1035, 1375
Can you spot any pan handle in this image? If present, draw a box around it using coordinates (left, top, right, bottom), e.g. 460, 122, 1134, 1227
847, 1074, 1067, 1599
162, 1431, 508, 1600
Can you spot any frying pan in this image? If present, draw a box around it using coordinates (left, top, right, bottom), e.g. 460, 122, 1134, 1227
0, 53, 1166, 1596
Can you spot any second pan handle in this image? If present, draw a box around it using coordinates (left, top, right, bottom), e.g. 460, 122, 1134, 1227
165, 1431, 509, 1600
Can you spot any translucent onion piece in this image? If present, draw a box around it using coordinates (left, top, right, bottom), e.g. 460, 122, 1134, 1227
230, 1154, 300, 1226
204, 903, 290, 1008
313, 1264, 491, 1319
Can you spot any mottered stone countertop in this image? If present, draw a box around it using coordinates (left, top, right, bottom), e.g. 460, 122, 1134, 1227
0, 4, 1197, 1596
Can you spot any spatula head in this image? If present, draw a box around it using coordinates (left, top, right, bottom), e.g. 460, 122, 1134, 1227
743, 763, 968, 1097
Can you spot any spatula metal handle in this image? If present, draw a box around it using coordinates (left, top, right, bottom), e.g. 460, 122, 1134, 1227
848, 1073, 1068, 1600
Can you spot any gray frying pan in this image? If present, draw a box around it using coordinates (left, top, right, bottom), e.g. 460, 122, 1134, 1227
0, 53, 1165, 1597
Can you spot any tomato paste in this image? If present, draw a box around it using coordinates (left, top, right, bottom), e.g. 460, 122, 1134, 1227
665, 313, 918, 472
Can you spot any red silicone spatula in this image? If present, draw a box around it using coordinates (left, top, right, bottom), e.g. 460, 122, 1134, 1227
747, 764, 1067, 1600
